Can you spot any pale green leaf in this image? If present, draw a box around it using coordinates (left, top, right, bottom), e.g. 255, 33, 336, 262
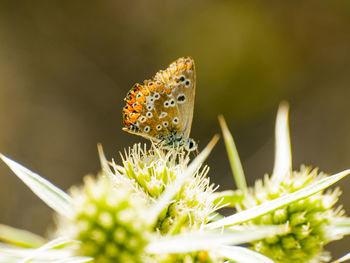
332, 218, 350, 237
218, 115, 247, 192
0, 224, 45, 248
52, 257, 93, 263
218, 245, 276, 263
205, 169, 350, 229
0, 154, 73, 217
272, 102, 292, 184
97, 144, 120, 186
146, 225, 286, 254
211, 190, 244, 208
19, 237, 72, 263
0, 243, 72, 263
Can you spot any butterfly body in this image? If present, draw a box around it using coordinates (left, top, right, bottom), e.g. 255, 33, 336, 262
122, 57, 197, 151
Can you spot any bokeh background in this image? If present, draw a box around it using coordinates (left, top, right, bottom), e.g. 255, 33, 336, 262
1, 0, 350, 258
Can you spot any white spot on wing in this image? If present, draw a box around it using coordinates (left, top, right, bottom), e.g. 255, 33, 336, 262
139, 116, 147, 123
159, 112, 167, 118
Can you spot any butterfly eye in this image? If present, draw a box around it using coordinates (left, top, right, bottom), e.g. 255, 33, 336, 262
169, 99, 175, 106
186, 139, 197, 151
172, 117, 179, 124
144, 126, 151, 132
146, 112, 153, 118
156, 124, 162, 131
147, 105, 153, 111
163, 121, 168, 127
164, 101, 170, 108
179, 75, 185, 82
136, 92, 142, 99
185, 80, 190, 87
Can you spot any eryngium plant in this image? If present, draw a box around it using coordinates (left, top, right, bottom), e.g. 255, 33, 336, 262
205, 103, 350, 263
0, 102, 350, 263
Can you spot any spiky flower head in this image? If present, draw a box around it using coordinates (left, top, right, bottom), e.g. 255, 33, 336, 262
239, 165, 345, 263
56, 175, 150, 263
217, 102, 350, 263
54, 139, 222, 263
112, 144, 218, 235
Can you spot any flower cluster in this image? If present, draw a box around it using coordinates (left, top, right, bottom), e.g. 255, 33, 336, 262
56, 175, 150, 263
115, 145, 218, 234
240, 166, 345, 263
0, 102, 350, 263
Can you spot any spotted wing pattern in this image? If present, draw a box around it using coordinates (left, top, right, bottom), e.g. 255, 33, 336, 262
154, 57, 195, 138
122, 57, 195, 143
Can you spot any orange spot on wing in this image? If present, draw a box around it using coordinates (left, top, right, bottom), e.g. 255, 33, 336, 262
123, 106, 133, 115
165, 88, 171, 94
134, 103, 143, 112
157, 85, 164, 92
178, 64, 186, 71
148, 85, 156, 92
141, 88, 149, 96
124, 119, 131, 126
137, 95, 146, 103
126, 97, 136, 105
129, 113, 140, 123
186, 64, 193, 70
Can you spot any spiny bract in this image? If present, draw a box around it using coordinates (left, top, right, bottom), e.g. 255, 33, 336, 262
238, 166, 346, 263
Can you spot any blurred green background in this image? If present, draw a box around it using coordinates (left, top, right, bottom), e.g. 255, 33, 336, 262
1, 0, 350, 258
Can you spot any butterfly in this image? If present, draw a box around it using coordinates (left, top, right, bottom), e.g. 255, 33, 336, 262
122, 57, 197, 151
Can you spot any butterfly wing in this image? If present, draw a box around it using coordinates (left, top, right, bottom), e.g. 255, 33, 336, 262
154, 57, 196, 138
122, 81, 183, 142
122, 57, 195, 141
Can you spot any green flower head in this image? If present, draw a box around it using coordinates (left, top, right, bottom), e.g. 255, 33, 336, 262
111, 144, 219, 234
56, 175, 150, 263
241, 166, 345, 263
214, 102, 350, 263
